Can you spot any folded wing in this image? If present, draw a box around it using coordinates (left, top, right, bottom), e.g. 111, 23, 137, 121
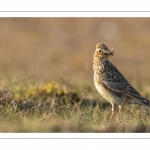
100, 61, 146, 101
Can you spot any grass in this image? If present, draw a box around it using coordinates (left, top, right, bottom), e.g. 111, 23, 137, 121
0, 78, 150, 133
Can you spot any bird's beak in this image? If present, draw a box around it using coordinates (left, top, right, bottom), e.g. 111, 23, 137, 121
106, 48, 114, 56
109, 51, 113, 56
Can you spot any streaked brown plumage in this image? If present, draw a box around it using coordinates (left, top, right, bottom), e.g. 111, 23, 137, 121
93, 43, 149, 120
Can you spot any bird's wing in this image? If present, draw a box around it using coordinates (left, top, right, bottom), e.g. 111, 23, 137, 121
100, 62, 145, 100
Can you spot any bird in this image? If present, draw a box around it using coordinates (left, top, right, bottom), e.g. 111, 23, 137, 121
93, 43, 150, 120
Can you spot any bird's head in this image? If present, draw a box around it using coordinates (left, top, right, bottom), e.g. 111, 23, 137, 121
93, 43, 114, 61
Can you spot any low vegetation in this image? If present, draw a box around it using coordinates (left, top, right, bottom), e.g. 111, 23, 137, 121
0, 79, 150, 132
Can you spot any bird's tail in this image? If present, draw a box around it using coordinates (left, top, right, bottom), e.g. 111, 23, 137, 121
142, 99, 150, 107
134, 98, 150, 107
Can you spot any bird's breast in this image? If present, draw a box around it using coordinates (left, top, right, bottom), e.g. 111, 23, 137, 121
94, 79, 112, 103
94, 78, 125, 105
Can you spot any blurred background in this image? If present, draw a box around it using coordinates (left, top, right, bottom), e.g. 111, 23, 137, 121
0, 18, 150, 85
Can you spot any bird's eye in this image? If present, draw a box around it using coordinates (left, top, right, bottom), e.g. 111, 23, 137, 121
99, 50, 102, 53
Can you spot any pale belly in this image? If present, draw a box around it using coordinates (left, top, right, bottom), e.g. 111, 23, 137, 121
94, 81, 127, 105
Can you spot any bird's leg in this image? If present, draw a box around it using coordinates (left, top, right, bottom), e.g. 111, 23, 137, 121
118, 105, 122, 115
110, 111, 115, 121
110, 104, 116, 121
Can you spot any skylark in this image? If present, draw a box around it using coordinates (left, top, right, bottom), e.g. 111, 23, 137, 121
93, 43, 150, 120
